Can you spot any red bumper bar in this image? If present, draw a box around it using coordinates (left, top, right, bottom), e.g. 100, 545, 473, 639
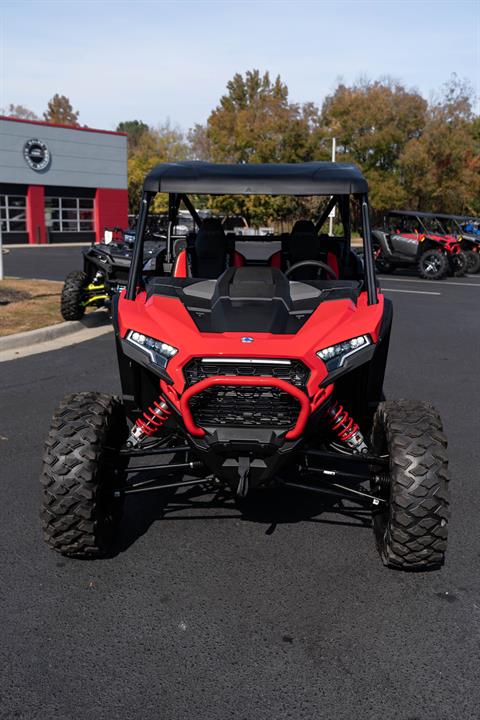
180, 376, 310, 440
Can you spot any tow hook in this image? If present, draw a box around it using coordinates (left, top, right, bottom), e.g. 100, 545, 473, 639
237, 456, 250, 498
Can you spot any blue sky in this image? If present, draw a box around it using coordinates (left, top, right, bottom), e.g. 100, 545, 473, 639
0, 0, 478, 131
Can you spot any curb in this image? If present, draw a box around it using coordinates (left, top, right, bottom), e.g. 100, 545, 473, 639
3, 242, 91, 249
0, 312, 110, 352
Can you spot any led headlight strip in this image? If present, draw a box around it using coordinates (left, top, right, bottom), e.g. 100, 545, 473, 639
317, 335, 371, 371
126, 330, 178, 368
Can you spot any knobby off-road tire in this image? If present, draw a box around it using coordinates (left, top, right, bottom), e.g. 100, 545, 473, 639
450, 251, 468, 278
417, 249, 448, 280
464, 250, 480, 274
371, 400, 449, 570
374, 250, 396, 274
60, 271, 87, 321
41, 392, 128, 557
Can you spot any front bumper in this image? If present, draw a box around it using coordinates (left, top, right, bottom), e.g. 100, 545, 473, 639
180, 375, 311, 441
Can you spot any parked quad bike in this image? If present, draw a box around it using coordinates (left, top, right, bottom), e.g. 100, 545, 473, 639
42, 161, 450, 571
60, 228, 166, 321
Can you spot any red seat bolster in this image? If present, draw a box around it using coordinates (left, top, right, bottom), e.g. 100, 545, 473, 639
269, 250, 282, 269
232, 251, 246, 267
327, 251, 339, 279
173, 249, 188, 277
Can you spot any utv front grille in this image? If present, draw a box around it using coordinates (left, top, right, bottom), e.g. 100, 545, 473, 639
183, 358, 309, 430
188, 384, 301, 429
183, 357, 310, 389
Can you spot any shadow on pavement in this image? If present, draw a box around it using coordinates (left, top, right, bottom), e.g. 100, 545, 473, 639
80, 309, 112, 328
109, 482, 372, 558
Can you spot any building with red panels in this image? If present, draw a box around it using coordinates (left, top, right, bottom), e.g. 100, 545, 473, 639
0, 116, 128, 244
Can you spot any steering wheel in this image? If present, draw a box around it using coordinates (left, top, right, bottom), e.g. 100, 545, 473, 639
285, 259, 337, 280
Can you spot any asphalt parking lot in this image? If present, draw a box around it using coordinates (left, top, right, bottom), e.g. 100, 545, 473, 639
1, 255, 480, 719
2, 244, 88, 281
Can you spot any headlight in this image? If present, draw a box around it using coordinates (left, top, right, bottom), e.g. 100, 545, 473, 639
126, 330, 178, 368
317, 335, 371, 371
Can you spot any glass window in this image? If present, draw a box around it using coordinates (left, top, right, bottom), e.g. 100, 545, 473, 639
10, 196, 26, 208
63, 210, 79, 221
46, 197, 94, 232
9, 210, 26, 222
62, 221, 79, 231
10, 221, 27, 231
0, 194, 27, 232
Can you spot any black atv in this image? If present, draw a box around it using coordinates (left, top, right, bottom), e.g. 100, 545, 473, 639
373, 210, 468, 280
60, 220, 170, 321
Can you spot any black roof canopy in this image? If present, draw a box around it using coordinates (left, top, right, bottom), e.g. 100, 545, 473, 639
143, 161, 368, 195
387, 210, 475, 220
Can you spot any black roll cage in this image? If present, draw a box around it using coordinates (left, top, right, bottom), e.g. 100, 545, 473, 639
126, 191, 378, 306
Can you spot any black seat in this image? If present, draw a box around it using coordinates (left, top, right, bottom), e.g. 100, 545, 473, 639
283, 220, 325, 280
191, 219, 229, 279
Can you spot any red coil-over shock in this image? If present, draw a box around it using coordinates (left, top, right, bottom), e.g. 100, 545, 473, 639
127, 396, 171, 446
324, 400, 368, 454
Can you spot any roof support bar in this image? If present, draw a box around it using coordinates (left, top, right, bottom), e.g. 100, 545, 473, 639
315, 195, 337, 233
180, 194, 203, 228
166, 194, 181, 263
338, 195, 351, 247
361, 196, 378, 306
126, 191, 152, 301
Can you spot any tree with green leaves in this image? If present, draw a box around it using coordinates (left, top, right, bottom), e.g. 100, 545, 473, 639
398, 76, 480, 213
199, 70, 326, 223
206, 69, 324, 164
321, 78, 428, 209
127, 122, 189, 213
116, 120, 150, 154
44, 94, 80, 125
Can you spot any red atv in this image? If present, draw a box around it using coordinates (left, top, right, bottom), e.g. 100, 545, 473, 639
373, 210, 467, 279
40, 162, 450, 570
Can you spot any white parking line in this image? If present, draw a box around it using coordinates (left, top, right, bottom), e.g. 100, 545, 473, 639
379, 276, 480, 288
382, 288, 441, 296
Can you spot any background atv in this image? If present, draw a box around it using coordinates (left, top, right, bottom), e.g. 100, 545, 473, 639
432, 214, 480, 274
42, 161, 450, 572
60, 219, 170, 321
373, 210, 467, 279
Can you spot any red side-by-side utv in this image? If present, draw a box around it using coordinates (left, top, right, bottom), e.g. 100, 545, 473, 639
41, 162, 450, 570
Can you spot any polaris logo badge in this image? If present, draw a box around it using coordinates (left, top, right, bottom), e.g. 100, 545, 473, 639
241, 337, 254, 343
23, 138, 51, 172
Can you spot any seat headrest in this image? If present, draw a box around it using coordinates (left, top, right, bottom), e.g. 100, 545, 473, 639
195, 219, 226, 257
292, 220, 316, 236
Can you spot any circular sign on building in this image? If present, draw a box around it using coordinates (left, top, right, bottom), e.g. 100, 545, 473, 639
23, 138, 51, 172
